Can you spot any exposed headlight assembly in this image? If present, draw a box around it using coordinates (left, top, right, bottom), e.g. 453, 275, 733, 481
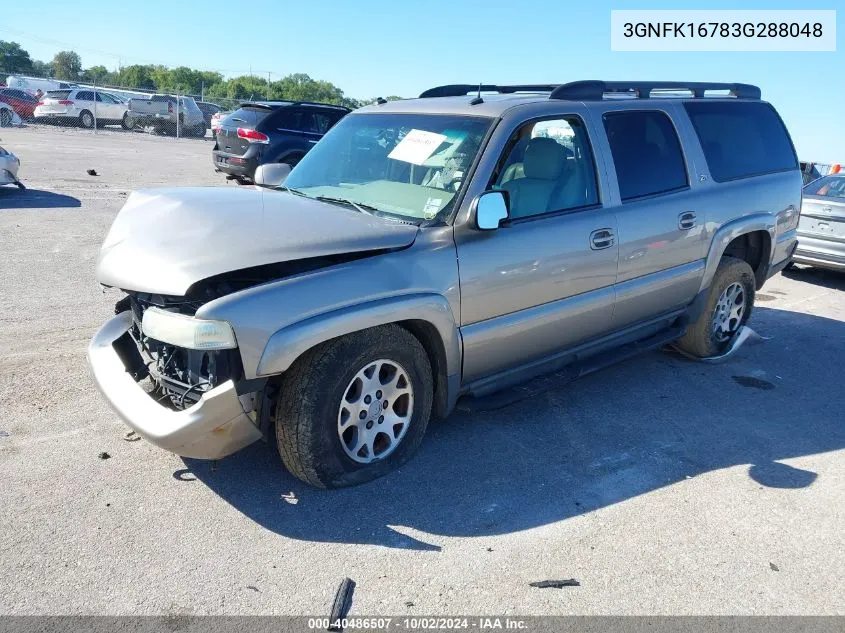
141, 307, 237, 350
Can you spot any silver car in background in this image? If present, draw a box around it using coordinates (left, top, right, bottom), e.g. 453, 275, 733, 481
793, 173, 845, 271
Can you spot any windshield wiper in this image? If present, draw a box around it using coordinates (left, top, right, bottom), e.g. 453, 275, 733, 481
314, 196, 381, 215
278, 186, 307, 196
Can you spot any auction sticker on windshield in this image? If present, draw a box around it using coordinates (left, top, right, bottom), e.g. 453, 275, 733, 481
388, 129, 447, 165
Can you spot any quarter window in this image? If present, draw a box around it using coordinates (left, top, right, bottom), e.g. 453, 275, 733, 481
492, 117, 600, 220
684, 101, 797, 182
603, 110, 688, 201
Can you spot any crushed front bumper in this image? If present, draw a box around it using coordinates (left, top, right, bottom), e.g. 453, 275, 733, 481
87, 311, 263, 459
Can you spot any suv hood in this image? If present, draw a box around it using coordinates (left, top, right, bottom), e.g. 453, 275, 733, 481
96, 186, 418, 295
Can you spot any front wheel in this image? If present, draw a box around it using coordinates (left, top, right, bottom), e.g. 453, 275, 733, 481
0, 109, 12, 127
675, 256, 756, 358
274, 324, 433, 488
121, 113, 133, 130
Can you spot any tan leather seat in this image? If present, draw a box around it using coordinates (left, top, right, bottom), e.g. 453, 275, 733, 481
501, 138, 567, 219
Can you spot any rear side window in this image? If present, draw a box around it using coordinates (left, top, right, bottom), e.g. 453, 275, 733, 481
684, 101, 797, 182
228, 106, 272, 128
76, 91, 93, 101
603, 110, 689, 201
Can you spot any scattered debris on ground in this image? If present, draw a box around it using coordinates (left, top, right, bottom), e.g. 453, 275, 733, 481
246, 585, 260, 592
529, 579, 580, 589
404, 601, 414, 607
86, 169, 98, 176
98, 452, 111, 460
123, 430, 140, 442
281, 492, 299, 505
733, 376, 776, 390
328, 578, 355, 631
770, 562, 780, 572
0, 430, 9, 437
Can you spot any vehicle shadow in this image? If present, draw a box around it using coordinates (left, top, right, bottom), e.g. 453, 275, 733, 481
782, 265, 845, 291
0, 188, 81, 209
184, 306, 844, 550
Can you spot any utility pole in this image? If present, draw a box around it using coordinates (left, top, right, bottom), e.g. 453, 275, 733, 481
267, 72, 271, 99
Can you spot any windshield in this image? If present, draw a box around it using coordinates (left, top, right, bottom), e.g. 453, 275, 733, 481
804, 175, 845, 199
282, 112, 493, 222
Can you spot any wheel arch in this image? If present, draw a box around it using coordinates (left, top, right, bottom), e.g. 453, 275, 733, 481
255, 294, 462, 417
700, 214, 776, 293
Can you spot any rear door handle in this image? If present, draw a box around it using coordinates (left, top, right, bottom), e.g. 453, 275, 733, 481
678, 211, 696, 230
590, 228, 615, 250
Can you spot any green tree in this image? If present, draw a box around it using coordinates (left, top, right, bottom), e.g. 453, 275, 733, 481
31, 60, 52, 77
52, 50, 82, 80
0, 41, 33, 74
118, 65, 156, 90
82, 65, 114, 85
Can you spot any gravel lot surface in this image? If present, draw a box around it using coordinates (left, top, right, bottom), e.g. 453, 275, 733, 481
1, 127, 843, 616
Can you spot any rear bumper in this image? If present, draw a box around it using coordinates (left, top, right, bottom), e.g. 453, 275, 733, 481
87, 311, 263, 460
213, 149, 259, 179
792, 233, 845, 271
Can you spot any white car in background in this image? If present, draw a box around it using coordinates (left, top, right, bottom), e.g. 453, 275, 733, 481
34, 89, 129, 129
0, 140, 23, 189
210, 110, 228, 134
0, 102, 23, 128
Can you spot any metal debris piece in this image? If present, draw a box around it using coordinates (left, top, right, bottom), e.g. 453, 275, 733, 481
98, 452, 111, 460
328, 578, 356, 631
86, 169, 98, 176
0, 430, 9, 438
529, 579, 580, 589
123, 430, 141, 442
670, 325, 769, 363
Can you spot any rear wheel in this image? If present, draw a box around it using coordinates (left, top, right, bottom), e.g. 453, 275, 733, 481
675, 256, 756, 358
79, 110, 94, 129
274, 325, 433, 488
0, 109, 12, 127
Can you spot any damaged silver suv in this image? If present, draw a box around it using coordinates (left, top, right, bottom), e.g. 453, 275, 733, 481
89, 81, 801, 488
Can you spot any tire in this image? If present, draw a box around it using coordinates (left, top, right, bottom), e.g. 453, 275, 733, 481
782, 260, 795, 271
79, 110, 94, 129
0, 109, 11, 127
675, 256, 756, 358
121, 113, 133, 131
275, 324, 433, 488
193, 124, 207, 138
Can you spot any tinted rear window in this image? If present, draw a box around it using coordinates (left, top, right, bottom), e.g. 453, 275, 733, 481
226, 106, 273, 128
684, 101, 797, 182
603, 110, 689, 201
47, 90, 71, 100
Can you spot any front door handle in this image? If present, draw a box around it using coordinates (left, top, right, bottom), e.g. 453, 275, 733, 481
590, 228, 615, 250
678, 211, 697, 230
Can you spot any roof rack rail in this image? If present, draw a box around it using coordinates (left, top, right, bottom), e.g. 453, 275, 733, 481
419, 84, 560, 98
550, 81, 761, 101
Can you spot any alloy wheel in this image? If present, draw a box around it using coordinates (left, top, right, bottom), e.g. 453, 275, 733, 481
337, 359, 414, 464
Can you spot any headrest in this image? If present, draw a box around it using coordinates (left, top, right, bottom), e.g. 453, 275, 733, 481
523, 137, 568, 180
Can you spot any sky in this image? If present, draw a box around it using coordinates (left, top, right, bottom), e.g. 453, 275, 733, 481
1, 0, 842, 161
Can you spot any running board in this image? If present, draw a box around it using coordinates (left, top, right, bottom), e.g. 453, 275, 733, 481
456, 325, 686, 413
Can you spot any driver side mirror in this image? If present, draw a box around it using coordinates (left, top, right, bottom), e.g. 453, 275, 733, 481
254, 163, 291, 188
474, 190, 509, 230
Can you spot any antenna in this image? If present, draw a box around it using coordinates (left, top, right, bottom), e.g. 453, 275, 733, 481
477, 82, 482, 99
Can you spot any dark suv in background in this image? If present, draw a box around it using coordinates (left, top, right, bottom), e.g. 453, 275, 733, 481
212, 100, 350, 183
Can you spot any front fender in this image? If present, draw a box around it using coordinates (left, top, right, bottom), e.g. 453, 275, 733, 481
698, 212, 777, 293
255, 293, 461, 377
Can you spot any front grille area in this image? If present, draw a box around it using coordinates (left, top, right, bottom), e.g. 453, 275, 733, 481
117, 292, 242, 410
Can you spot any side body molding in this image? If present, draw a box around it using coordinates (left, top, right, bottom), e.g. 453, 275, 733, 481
256, 293, 462, 379
698, 212, 777, 293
